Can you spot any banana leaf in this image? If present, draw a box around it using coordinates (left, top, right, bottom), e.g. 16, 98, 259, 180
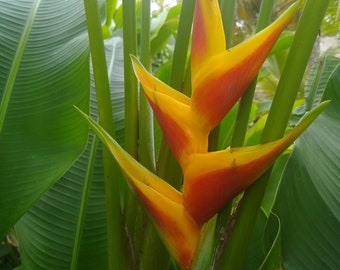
0, 0, 90, 239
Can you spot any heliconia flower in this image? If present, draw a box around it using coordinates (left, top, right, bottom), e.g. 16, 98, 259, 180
182, 102, 329, 225
132, 0, 301, 165
75, 108, 201, 270
77, 0, 326, 268
76, 101, 327, 268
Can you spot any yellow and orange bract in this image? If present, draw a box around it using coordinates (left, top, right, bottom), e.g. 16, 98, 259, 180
78, 100, 327, 269
191, 0, 300, 133
76, 109, 201, 269
182, 102, 329, 225
132, 1, 301, 165
78, 0, 329, 269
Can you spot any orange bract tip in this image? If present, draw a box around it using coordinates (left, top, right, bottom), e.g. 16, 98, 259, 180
76, 107, 202, 269
191, 1, 301, 133
131, 56, 209, 163
191, 0, 226, 76
182, 102, 327, 224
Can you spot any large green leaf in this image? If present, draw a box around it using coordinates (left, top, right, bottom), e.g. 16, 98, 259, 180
274, 63, 340, 269
14, 37, 125, 269
0, 0, 90, 239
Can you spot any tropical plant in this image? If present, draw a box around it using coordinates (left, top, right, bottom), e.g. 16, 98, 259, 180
1, 0, 339, 269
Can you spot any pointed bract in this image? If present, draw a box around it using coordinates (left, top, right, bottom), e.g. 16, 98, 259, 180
131, 56, 208, 163
191, 0, 226, 76
191, 1, 301, 133
76, 108, 201, 269
183, 102, 328, 225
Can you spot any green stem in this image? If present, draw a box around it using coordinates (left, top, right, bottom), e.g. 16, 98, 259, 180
123, 0, 138, 158
138, 2, 196, 269
230, 78, 257, 147
105, 0, 117, 27
121, 1, 141, 267
157, 0, 196, 189
102, 0, 117, 38
221, 0, 329, 269
230, 0, 275, 148
83, 1, 123, 269
216, 1, 275, 268
262, 0, 327, 142
139, 0, 155, 172
136, 1, 169, 269
220, 0, 236, 48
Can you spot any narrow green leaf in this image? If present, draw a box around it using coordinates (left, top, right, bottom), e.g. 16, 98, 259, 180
83, 2, 123, 269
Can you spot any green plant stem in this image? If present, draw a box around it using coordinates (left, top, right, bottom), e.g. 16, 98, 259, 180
105, 0, 117, 27
121, 1, 142, 267
230, 78, 257, 147
102, 0, 117, 38
139, 0, 155, 172
123, 0, 138, 158
138, 2, 196, 269
83, 1, 123, 269
216, 2, 275, 268
157, 0, 196, 189
221, 0, 330, 269
229, 0, 276, 146
136, 1, 169, 269
220, 0, 236, 48
231, 0, 275, 148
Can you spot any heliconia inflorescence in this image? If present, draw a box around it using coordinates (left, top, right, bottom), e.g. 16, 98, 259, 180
79, 0, 328, 268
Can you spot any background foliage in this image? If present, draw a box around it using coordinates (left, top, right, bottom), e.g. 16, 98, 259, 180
1, 0, 340, 269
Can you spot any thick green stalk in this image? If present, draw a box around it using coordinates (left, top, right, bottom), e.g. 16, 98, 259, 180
229, 0, 276, 144
121, 1, 141, 267
104, 0, 117, 28
139, 0, 155, 172
220, 0, 236, 48
216, 2, 275, 268
230, 78, 257, 147
221, 1, 329, 269
138, 2, 196, 268
83, 1, 123, 269
123, 0, 138, 158
136, 1, 170, 269
231, 0, 275, 148
157, 0, 196, 189
102, 0, 117, 38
